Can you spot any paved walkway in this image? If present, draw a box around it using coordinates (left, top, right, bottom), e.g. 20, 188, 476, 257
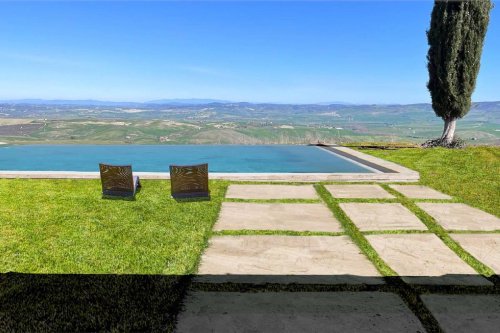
176, 184, 500, 332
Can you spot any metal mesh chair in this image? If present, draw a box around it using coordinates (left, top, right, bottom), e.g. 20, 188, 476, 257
169, 163, 209, 199
99, 163, 141, 198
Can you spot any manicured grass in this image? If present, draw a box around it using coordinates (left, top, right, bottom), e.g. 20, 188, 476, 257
0, 179, 228, 331
363, 146, 500, 217
212, 230, 345, 237
0, 273, 188, 332
0, 179, 228, 274
224, 198, 321, 203
1, 147, 498, 331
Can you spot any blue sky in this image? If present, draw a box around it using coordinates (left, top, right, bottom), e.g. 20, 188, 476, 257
0, 1, 498, 104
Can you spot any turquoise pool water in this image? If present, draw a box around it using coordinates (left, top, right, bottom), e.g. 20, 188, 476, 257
0, 145, 373, 173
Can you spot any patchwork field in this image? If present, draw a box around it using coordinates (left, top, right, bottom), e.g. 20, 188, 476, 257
0, 102, 498, 145
0, 117, 498, 145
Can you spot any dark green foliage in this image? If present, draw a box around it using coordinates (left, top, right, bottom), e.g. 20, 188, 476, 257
427, 0, 492, 121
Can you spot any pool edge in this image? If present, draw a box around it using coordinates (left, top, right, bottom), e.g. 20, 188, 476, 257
0, 146, 419, 182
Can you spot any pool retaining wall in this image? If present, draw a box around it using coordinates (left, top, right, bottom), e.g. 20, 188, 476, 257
0, 146, 419, 182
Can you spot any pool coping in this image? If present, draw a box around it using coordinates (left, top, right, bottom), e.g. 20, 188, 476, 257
0, 146, 419, 182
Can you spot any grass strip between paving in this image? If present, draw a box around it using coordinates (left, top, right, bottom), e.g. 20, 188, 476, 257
316, 184, 446, 332
380, 183, 498, 283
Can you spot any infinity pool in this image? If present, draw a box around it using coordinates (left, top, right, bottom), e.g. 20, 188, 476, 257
0, 145, 375, 173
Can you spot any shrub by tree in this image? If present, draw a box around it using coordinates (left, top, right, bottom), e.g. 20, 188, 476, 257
427, 0, 492, 145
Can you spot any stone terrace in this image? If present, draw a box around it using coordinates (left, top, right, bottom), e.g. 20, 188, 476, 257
177, 184, 500, 332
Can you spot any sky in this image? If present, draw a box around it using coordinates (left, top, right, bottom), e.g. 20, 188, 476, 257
0, 1, 498, 104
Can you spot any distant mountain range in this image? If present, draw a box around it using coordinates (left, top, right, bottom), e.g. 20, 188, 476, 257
147, 98, 232, 105
1, 98, 499, 108
0, 98, 233, 106
0, 99, 141, 107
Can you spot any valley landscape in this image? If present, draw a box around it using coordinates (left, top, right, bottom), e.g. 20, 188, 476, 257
1, 100, 499, 145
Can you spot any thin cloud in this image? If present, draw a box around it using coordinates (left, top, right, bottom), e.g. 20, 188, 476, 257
0, 51, 89, 68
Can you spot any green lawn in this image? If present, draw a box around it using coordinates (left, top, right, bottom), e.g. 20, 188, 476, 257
0, 146, 498, 331
0, 179, 228, 331
0, 146, 498, 276
363, 146, 500, 217
0, 179, 228, 274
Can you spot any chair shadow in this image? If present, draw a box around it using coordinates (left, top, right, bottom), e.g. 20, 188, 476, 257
101, 187, 142, 201
173, 196, 211, 203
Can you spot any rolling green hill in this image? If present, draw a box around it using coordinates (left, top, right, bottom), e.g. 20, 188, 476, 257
0, 101, 498, 145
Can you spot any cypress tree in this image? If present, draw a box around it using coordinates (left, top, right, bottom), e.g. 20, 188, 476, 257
427, 0, 492, 144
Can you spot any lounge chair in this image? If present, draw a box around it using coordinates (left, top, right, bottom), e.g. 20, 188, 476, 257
169, 163, 210, 199
99, 163, 141, 198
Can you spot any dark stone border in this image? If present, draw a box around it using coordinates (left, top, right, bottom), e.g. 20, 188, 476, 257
318, 145, 398, 173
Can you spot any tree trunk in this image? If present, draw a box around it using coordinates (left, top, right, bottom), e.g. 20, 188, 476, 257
441, 117, 457, 144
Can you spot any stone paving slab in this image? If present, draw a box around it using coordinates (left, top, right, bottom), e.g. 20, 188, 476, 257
325, 184, 395, 199
421, 294, 500, 333
214, 202, 342, 232
450, 234, 500, 274
389, 185, 452, 199
366, 234, 492, 286
196, 236, 384, 284
225, 184, 319, 200
176, 292, 425, 333
417, 203, 500, 231
339, 203, 427, 231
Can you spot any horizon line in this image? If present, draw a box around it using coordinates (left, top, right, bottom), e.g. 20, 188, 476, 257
0, 98, 498, 106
